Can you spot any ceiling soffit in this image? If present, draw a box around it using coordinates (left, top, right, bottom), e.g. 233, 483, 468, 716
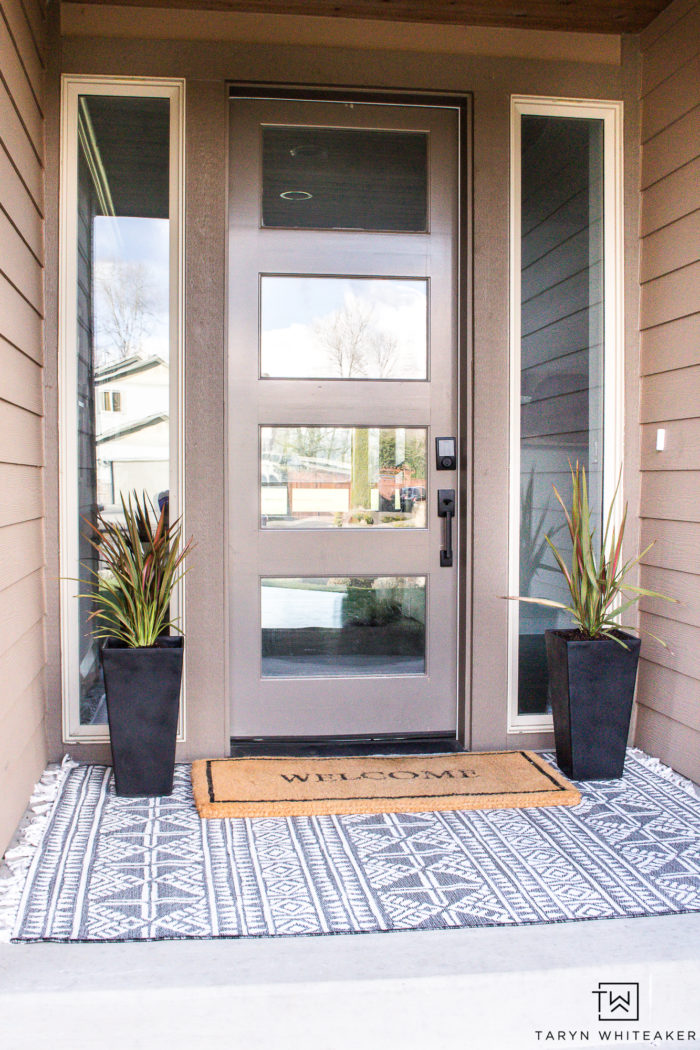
68, 0, 676, 35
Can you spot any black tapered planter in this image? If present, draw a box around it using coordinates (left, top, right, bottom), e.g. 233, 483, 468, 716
545, 629, 641, 781
101, 636, 183, 797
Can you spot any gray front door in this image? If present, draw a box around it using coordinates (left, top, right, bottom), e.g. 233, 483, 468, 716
228, 95, 461, 739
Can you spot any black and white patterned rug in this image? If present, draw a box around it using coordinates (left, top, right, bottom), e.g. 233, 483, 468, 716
12, 751, 700, 941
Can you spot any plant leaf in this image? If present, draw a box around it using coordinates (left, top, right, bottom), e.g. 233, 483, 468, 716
76, 490, 194, 648
502, 460, 677, 645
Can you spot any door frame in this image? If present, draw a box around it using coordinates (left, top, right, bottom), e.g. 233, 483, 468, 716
225, 83, 473, 748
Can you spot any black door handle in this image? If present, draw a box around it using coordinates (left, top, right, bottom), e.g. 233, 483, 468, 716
437, 489, 455, 567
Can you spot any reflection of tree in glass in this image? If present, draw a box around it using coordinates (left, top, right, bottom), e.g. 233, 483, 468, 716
95, 261, 158, 364
403, 432, 426, 480
379, 430, 426, 480
313, 297, 398, 378
378, 429, 396, 470
265, 427, 349, 469
343, 578, 401, 626
351, 429, 370, 509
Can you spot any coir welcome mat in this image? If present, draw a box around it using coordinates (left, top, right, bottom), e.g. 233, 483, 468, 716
191, 750, 580, 818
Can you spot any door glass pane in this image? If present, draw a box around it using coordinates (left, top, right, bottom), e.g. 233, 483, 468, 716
261, 427, 427, 528
261, 276, 428, 379
261, 577, 426, 677
76, 94, 171, 726
518, 115, 604, 715
262, 126, 428, 231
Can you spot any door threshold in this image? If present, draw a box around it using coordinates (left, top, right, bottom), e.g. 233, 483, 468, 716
230, 733, 462, 758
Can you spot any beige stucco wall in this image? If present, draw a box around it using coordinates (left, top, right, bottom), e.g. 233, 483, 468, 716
0, 0, 47, 853
634, 0, 700, 782
42, 17, 646, 763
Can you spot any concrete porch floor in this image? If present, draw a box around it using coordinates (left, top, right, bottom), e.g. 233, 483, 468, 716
1, 912, 699, 1049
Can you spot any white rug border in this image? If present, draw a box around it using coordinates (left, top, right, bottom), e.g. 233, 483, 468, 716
0, 756, 78, 942
628, 748, 699, 799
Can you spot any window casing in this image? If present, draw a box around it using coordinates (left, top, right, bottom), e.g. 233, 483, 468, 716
59, 76, 185, 742
508, 96, 624, 733
102, 391, 122, 412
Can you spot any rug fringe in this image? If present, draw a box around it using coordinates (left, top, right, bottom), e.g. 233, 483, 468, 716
0, 755, 78, 942
630, 748, 699, 798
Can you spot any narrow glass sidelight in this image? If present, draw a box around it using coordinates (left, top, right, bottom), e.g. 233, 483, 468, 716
517, 113, 605, 717
261, 576, 426, 678
71, 91, 175, 728
260, 426, 427, 529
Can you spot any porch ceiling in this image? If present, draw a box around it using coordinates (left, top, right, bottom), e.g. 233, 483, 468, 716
70, 0, 675, 35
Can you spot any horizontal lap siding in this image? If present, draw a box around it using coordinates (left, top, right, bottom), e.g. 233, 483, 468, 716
637, 661, 700, 732
1, 0, 43, 100
635, 706, 700, 781
636, 0, 700, 783
640, 211, 700, 284
638, 565, 700, 626
641, 314, 699, 375
0, 0, 46, 854
641, 106, 700, 191
0, 568, 44, 660
0, 144, 42, 255
641, 367, 700, 423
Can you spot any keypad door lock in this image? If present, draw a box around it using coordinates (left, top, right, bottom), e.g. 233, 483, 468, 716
436, 436, 456, 471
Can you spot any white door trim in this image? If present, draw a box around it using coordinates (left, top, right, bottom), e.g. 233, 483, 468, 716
507, 95, 625, 734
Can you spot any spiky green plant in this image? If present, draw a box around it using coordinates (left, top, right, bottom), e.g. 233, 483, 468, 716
509, 461, 676, 646
82, 492, 193, 648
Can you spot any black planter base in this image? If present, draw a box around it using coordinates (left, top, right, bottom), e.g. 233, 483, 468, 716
545, 629, 641, 781
101, 637, 183, 797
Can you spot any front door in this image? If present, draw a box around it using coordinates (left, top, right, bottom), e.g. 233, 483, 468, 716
228, 94, 461, 740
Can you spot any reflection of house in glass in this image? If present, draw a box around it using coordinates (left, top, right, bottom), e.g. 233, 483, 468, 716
287, 458, 352, 518
261, 426, 426, 528
94, 354, 170, 519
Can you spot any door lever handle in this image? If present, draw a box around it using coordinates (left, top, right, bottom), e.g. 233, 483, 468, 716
437, 489, 455, 567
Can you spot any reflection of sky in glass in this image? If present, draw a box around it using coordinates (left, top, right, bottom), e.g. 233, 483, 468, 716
262, 584, 343, 629
261, 277, 427, 379
94, 216, 170, 364
92, 216, 171, 517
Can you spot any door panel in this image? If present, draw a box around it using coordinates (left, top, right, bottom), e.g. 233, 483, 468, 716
260, 276, 429, 379
228, 97, 460, 739
261, 576, 427, 678
261, 426, 428, 530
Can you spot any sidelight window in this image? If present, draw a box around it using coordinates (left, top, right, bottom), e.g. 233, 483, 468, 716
508, 97, 623, 730
59, 77, 185, 741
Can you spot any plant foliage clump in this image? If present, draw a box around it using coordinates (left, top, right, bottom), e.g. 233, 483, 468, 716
512, 461, 675, 645
83, 492, 193, 648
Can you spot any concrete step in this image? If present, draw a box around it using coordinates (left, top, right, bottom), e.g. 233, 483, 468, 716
1, 914, 698, 1049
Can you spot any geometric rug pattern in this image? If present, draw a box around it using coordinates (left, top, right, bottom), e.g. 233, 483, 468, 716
13, 752, 700, 941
